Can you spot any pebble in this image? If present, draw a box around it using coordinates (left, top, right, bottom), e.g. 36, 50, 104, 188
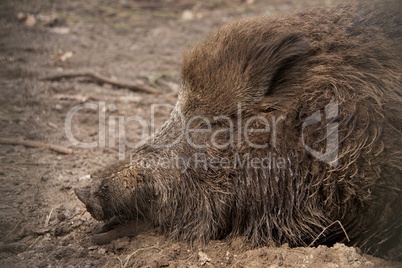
57, 212, 67, 221
97, 248, 106, 255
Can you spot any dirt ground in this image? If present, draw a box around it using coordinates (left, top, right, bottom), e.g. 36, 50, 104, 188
0, 0, 401, 267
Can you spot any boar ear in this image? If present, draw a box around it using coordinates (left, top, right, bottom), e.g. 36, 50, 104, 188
244, 32, 310, 95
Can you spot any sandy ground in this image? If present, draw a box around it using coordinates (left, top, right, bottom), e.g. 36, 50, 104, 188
0, 0, 401, 267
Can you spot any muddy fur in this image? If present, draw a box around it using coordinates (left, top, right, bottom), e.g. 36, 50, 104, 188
75, 2, 402, 259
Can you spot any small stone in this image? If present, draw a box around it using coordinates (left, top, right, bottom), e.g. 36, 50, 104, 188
79, 174, 91, 182
198, 251, 211, 265
97, 248, 106, 255
364, 261, 374, 267
112, 237, 129, 250
181, 10, 194, 21
156, 255, 169, 267
24, 14, 36, 27
57, 212, 67, 221
54, 226, 69, 236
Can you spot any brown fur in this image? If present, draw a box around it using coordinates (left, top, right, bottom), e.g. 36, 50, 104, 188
75, 2, 402, 259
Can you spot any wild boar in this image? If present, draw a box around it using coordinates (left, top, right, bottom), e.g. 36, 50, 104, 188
75, 2, 402, 259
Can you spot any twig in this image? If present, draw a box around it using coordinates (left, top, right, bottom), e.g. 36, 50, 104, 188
6, 210, 26, 238
309, 220, 350, 247
52, 93, 93, 102
29, 167, 53, 211
117, 244, 160, 268
28, 236, 41, 249
15, 162, 54, 166
0, 137, 73, 155
42, 72, 160, 94
79, 209, 87, 217
44, 208, 54, 227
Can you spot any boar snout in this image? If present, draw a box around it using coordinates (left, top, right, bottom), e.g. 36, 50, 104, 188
75, 186, 105, 221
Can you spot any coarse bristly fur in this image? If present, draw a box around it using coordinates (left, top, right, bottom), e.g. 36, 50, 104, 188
75, 1, 402, 260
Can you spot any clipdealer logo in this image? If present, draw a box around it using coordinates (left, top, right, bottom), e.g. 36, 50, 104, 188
302, 101, 339, 167
64, 101, 339, 167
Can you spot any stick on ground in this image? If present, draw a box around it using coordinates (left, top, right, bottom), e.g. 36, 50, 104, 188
0, 137, 73, 154
117, 244, 160, 268
42, 72, 159, 94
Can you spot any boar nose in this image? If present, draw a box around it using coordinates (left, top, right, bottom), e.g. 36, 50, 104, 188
74, 186, 106, 220
75, 187, 91, 205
